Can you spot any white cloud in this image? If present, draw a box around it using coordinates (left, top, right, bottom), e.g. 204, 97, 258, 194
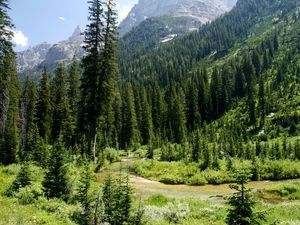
59, 16, 66, 21
11, 30, 28, 47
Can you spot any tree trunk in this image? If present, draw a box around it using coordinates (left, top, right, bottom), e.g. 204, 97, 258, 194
93, 132, 97, 163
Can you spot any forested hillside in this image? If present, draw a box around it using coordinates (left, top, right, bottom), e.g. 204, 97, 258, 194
1, 0, 300, 224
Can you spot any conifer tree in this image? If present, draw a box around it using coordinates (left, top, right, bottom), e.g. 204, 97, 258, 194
9, 163, 31, 193
226, 168, 264, 225
192, 131, 201, 162
77, 0, 105, 158
151, 82, 166, 134
42, 141, 69, 200
102, 173, 132, 225
99, 0, 118, 148
0, 0, 13, 135
78, 0, 117, 160
51, 63, 73, 144
121, 83, 138, 148
20, 78, 39, 161
201, 140, 211, 170
68, 56, 81, 118
35, 68, 51, 140
139, 85, 153, 145
0, 0, 20, 165
258, 77, 265, 127
187, 81, 201, 131
77, 158, 93, 225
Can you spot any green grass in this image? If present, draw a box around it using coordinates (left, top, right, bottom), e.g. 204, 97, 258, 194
264, 181, 300, 199
0, 164, 79, 225
131, 159, 300, 185
142, 194, 300, 225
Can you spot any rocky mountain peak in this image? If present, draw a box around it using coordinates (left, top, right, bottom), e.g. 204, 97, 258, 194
70, 25, 83, 39
119, 0, 237, 36
17, 26, 85, 74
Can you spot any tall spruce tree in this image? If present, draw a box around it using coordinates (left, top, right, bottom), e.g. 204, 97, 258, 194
42, 141, 69, 200
35, 68, 51, 140
68, 56, 81, 118
101, 0, 118, 131
226, 168, 265, 225
0, 0, 20, 165
121, 83, 138, 149
51, 62, 73, 144
78, 0, 117, 160
20, 77, 37, 160
77, 158, 93, 225
139, 85, 153, 145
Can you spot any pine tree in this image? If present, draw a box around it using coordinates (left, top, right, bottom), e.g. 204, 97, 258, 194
139, 85, 153, 145
151, 82, 166, 135
102, 173, 132, 225
258, 77, 265, 127
0, 0, 13, 135
226, 167, 264, 225
192, 131, 201, 162
42, 141, 69, 200
20, 77, 37, 160
187, 81, 201, 131
51, 63, 73, 144
0, 0, 20, 165
68, 56, 81, 118
78, 0, 117, 160
77, 158, 93, 225
167, 85, 187, 143
77, 0, 105, 158
200, 140, 211, 170
121, 83, 138, 149
99, 0, 118, 149
35, 68, 51, 140
9, 163, 31, 193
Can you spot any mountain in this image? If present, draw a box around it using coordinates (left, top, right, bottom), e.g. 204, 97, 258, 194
17, 26, 84, 75
17, 42, 52, 73
119, 0, 237, 36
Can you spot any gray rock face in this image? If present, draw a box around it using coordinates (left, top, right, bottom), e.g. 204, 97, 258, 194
119, 0, 237, 36
17, 26, 84, 73
17, 42, 52, 72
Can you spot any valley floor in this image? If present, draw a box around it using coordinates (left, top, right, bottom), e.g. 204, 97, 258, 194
1, 158, 300, 225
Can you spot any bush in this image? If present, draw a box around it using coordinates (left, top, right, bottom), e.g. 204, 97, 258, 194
266, 182, 300, 199
15, 183, 43, 205
163, 203, 190, 224
159, 174, 185, 185
103, 147, 120, 163
188, 173, 207, 185
204, 170, 231, 185
36, 197, 81, 224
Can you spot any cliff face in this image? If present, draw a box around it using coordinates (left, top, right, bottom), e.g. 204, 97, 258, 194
119, 0, 237, 36
17, 26, 84, 73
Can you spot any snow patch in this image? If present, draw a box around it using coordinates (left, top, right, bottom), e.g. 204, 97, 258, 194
160, 34, 178, 43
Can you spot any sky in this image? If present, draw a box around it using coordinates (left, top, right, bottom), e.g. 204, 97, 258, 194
8, 0, 138, 51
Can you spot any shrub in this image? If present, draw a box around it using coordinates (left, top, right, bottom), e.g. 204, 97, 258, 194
204, 170, 231, 185
36, 197, 81, 224
159, 174, 184, 185
266, 182, 300, 199
163, 203, 190, 224
15, 183, 43, 205
188, 173, 207, 185
103, 147, 120, 163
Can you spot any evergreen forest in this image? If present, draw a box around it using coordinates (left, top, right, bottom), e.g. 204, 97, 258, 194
1, 0, 300, 224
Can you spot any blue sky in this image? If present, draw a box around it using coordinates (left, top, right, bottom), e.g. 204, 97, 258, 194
9, 0, 138, 51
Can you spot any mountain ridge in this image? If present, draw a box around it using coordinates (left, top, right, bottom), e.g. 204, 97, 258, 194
17, 26, 84, 75
119, 0, 237, 36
